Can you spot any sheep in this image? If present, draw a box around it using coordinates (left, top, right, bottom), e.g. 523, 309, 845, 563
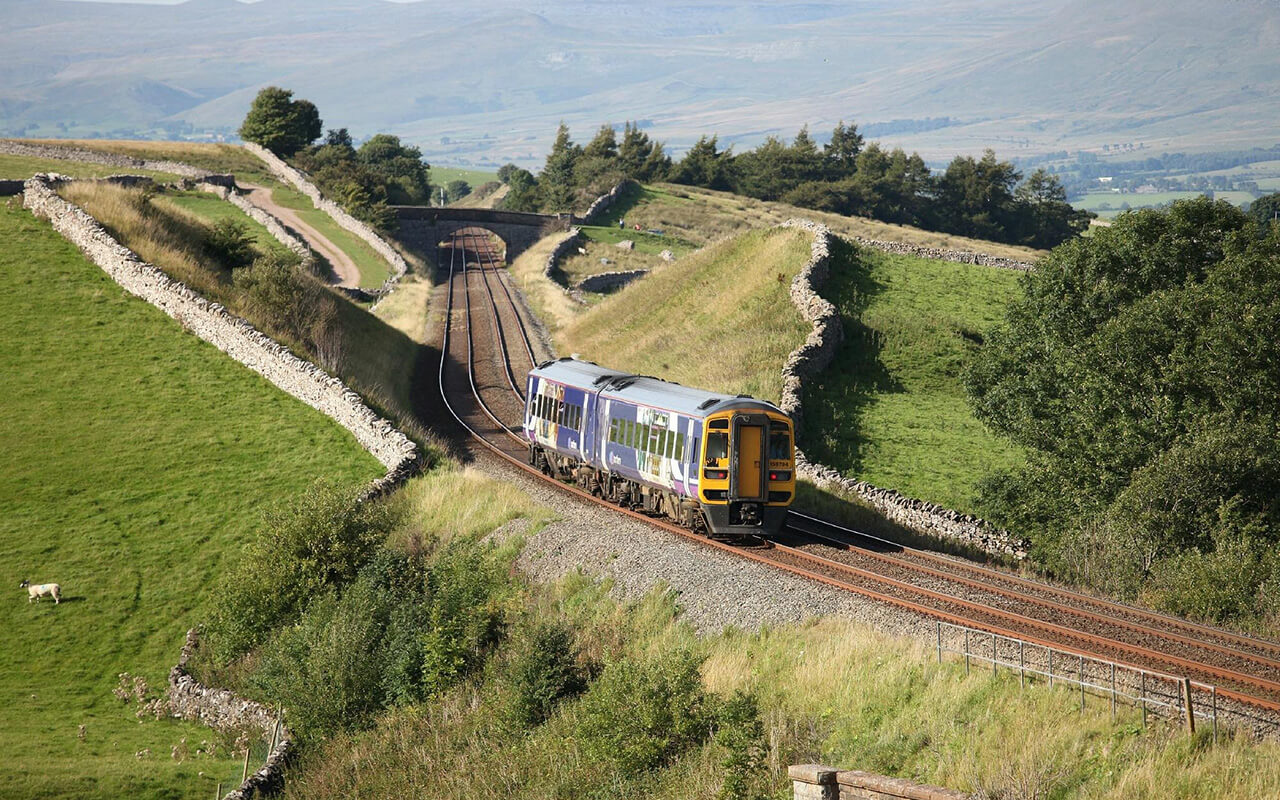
20, 580, 60, 604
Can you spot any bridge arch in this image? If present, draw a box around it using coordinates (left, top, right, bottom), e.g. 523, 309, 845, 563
393, 206, 573, 269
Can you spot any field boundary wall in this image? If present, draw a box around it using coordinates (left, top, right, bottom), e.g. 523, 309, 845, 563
778, 219, 1029, 559
242, 142, 409, 300
579, 178, 638, 224
0, 139, 212, 178
169, 630, 291, 800
850, 235, 1035, 272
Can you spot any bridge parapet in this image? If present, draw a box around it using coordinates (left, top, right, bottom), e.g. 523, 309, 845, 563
392, 205, 573, 265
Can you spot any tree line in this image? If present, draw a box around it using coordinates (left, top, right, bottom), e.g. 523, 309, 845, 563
240, 87, 431, 230
498, 121, 1092, 249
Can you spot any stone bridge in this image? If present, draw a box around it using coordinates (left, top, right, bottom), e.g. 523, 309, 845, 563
393, 206, 573, 264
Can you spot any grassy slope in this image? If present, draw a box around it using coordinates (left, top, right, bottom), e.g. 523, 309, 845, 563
801, 241, 1025, 512
0, 153, 182, 182
556, 226, 813, 404
0, 202, 383, 800
282, 568, 1280, 800
20, 140, 396, 291
432, 166, 499, 188
158, 189, 293, 260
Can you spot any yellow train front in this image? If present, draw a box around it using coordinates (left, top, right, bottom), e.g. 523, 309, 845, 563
524, 358, 795, 538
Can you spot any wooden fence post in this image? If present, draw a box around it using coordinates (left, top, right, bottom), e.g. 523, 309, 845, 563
1182, 678, 1196, 735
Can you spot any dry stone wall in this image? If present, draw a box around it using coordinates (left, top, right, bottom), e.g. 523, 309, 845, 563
851, 234, 1035, 272
168, 630, 291, 800
0, 139, 212, 179
575, 268, 649, 293
580, 178, 638, 224
22, 175, 418, 477
778, 219, 1029, 559
242, 142, 409, 298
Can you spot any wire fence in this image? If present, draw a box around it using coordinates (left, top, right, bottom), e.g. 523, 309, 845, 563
935, 621, 1280, 740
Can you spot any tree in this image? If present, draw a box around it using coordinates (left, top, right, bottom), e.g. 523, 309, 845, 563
824, 120, 864, 179
934, 149, 1021, 240
239, 87, 322, 157
1249, 191, 1280, 230
965, 198, 1280, 619
669, 135, 733, 190
500, 167, 540, 212
357, 134, 430, 205
496, 163, 520, 185
445, 180, 471, 202
1012, 168, 1093, 248
540, 123, 581, 211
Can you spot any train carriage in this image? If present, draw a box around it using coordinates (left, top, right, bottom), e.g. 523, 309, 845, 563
524, 357, 795, 537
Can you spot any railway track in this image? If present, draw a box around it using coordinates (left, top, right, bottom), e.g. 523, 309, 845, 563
432, 228, 1280, 731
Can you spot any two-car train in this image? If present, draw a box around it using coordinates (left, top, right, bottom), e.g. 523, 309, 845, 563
523, 357, 796, 537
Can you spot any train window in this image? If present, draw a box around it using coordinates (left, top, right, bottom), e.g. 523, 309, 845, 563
706, 432, 728, 462
623, 420, 632, 448
656, 430, 667, 457
709, 419, 729, 429
769, 429, 791, 460
609, 419, 618, 442
675, 434, 684, 460
665, 431, 675, 458
689, 436, 699, 464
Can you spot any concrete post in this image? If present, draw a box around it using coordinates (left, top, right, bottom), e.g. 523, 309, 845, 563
789, 764, 839, 800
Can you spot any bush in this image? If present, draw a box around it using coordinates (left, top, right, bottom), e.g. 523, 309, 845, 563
715, 690, 769, 800
204, 218, 256, 269
577, 649, 713, 774
207, 482, 397, 661
503, 620, 587, 729
233, 250, 341, 366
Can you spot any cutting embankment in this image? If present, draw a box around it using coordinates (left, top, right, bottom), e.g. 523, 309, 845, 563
0, 199, 384, 799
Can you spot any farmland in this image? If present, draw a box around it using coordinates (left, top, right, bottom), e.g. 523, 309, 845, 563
0, 200, 382, 800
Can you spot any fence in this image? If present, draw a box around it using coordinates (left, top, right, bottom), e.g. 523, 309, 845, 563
934, 621, 1278, 741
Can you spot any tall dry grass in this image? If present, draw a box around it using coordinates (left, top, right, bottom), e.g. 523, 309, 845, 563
556, 226, 813, 404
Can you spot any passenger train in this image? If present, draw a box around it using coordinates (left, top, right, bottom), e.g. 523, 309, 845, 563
524, 357, 796, 537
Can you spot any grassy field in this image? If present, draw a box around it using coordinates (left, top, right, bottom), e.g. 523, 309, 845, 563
432, 165, 499, 189
800, 240, 1025, 513
0, 201, 383, 799
555, 226, 814, 404
0, 153, 182, 182
18, 139, 398, 291
1075, 190, 1257, 218
157, 189, 293, 260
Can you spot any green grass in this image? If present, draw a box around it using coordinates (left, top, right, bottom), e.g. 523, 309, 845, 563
0, 201, 384, 800
431, 166, 500, 189
556, 226, 814, 404
0, 153, 182, 182
280, 566, 1280, 800
801, 240, 1024, 513
21, 139, 279, 185
1075, 190, 1257, 219
157, 189, 293, 260
265, 183, 392, 290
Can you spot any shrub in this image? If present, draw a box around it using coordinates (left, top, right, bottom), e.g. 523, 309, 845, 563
417, 539, 509, 698
503, 620, 587, 729
204, 218, 256, 270
715, 690, 769, 800
207, 482, 397, 661
233, 250, 341, 365
577, 649, 713, 774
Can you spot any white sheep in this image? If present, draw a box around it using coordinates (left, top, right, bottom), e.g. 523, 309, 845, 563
20, 580, 61, 604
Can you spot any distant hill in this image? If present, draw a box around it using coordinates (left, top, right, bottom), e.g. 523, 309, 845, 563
3, 0, 1277, 166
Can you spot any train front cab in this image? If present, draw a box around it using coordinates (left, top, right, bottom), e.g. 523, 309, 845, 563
697, 408, 794, 537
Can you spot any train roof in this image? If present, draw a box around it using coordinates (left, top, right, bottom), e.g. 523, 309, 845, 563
530, 357, 784, 419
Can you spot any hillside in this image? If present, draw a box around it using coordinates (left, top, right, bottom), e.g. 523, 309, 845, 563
0, 202, 382, 799
3, 0, 1276, 165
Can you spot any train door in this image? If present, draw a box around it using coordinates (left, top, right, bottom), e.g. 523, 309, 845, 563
730, 413, 768, 503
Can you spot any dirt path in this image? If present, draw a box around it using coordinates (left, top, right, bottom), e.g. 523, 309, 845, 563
240, 182, 361, 288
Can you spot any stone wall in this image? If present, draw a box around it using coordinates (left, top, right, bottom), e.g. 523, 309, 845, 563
778, 219, 1029, 559
790, 765, 969, 800
851, 235, 1035, 272
196, 181, 316, 272
22, 175, 419, 476
580, 178, 638, 224
575, 268, 649, 293
168, 630, 291, 800
242, 143, 409, 298
0, 139, 212, 179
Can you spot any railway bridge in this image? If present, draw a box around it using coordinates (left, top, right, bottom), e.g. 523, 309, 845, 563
394, 206, 574, 264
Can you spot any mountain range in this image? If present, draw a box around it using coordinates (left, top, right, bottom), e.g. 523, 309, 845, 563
3, 0, 1278, 167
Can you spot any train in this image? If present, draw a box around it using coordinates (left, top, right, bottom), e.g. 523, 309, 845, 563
523, 357, 796, 538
